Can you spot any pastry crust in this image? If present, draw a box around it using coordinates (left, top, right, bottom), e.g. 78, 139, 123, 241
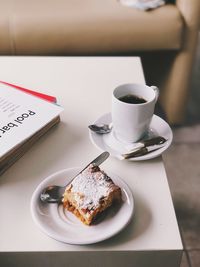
62, 164, 121, 225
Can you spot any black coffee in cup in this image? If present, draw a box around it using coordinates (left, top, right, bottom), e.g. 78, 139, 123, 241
118, 94, 147, 104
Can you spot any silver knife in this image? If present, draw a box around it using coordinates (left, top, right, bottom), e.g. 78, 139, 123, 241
75, 151, 110, 176
122, 144, 166, 159
125, 136, 167, 153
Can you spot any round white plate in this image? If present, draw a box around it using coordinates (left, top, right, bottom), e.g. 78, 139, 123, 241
89, 113, 173, 161
31, 168, 134, 245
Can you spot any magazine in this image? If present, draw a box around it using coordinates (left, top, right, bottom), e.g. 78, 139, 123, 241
0, 82, 63, 173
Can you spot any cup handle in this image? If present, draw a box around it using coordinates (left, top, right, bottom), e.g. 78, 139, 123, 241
151, 86, 159, 102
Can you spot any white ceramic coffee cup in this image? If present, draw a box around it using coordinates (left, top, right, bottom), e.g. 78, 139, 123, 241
112, 83, 159, 143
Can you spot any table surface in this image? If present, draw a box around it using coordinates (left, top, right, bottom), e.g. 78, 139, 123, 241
0, 56, 182, 252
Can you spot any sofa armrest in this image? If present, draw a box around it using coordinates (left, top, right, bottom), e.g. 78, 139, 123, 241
176, 0, 200, 30
158, 0, 200, 123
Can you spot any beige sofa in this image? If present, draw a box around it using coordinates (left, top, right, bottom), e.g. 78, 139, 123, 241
1, 0, 199, 124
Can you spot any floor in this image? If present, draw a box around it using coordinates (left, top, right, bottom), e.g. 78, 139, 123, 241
162, 34, 200, 267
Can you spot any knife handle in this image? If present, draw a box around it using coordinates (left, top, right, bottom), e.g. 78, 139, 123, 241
123, 147, 148, 159
143, 136, 166, 147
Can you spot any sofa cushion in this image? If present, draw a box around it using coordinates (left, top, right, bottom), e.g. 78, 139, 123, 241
3, 0, 184, 55
0, 15, 12, 54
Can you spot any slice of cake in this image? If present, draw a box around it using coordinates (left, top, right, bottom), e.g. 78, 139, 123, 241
62, 164, 121, 225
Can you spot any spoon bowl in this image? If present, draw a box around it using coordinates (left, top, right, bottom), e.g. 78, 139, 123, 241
88, 123, 112, 134
40, 185, 65, 203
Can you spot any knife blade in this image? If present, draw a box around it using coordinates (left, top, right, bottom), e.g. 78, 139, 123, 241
80, 151, 110, 173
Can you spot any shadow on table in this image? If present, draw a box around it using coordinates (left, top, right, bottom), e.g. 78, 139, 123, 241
90, 193, 152, 249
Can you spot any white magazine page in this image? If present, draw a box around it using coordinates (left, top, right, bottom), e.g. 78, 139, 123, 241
0, 84, 63, 158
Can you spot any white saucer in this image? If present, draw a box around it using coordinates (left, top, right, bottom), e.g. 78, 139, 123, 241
89, 113, 173, 161
30, 167, 134, 245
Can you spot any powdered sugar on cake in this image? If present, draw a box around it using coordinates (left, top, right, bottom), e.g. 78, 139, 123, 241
63, 164, 122, 225
67, 164, 116, 211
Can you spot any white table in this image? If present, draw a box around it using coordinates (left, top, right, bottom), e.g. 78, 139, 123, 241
0, 57, 182, 267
